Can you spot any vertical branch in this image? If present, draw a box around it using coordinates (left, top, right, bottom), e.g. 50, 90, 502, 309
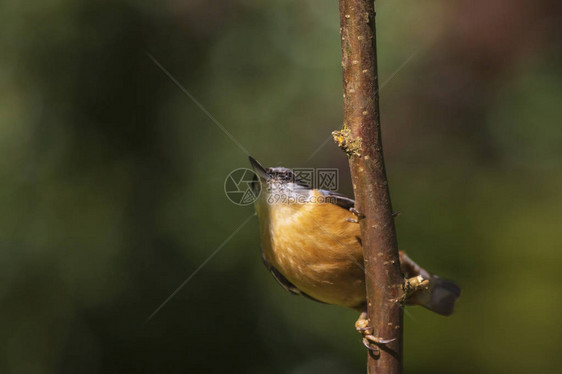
335, 1, 403, 373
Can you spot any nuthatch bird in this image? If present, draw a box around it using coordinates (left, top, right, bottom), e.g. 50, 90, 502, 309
249, 156, 460, 350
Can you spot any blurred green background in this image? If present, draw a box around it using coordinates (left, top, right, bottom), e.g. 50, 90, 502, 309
1, 0, 562, 373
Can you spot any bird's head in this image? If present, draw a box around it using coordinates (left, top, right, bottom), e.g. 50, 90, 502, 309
248, 156, 311, 206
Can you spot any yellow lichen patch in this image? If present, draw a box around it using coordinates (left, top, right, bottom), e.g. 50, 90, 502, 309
332, 128, 362, 157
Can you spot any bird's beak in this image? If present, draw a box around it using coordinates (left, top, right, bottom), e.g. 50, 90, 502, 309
249, 156, 271, 180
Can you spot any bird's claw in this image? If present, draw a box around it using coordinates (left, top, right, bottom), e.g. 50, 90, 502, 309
347, 208, 399, 223
355, 312, 395, 353
347, 208, 365, 224
362, 336, 397, 352
401, 275, 430, 303
349, 207, 365, 218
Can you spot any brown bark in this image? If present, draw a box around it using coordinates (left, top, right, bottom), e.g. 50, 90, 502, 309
335, 1, 403, 373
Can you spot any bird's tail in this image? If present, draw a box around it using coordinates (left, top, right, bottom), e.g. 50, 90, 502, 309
399, 251, 461, 316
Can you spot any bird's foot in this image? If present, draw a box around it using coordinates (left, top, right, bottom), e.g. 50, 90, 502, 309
400, 275, 430, 303
347, 208, 365, 223
346, 209, 400, 223
355, 311, 396, 353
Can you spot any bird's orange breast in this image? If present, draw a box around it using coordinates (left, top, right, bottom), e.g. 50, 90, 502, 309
258, 191, 366, 309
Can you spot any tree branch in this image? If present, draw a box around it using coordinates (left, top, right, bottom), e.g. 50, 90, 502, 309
335, 1, 403, 373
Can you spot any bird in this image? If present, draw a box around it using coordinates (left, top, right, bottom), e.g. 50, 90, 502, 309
248, 156, 460, 350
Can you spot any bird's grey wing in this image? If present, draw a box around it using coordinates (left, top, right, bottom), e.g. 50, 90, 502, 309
319, 190, 355, 210
261, 251, 327, 304
261, 251, 301, 295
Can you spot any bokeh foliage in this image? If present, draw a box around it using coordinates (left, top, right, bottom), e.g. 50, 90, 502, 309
1, 0, 561, 373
